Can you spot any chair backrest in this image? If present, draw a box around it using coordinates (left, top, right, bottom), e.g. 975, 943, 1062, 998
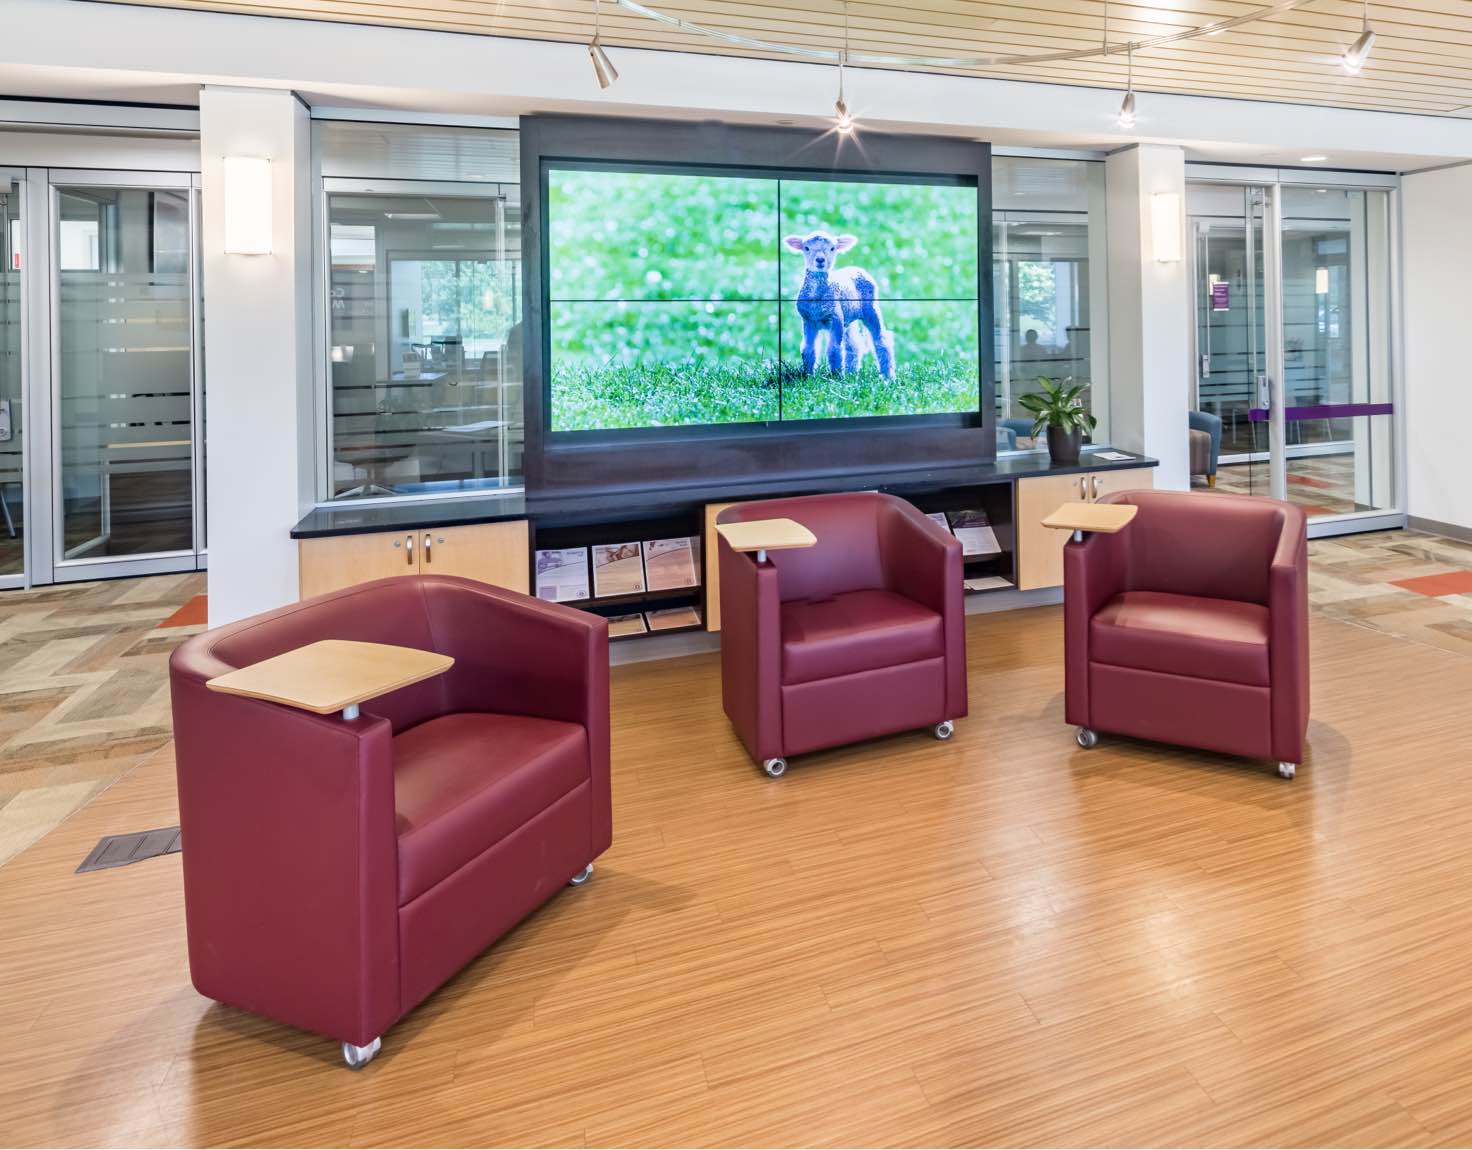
721, 492, 887, 602
1107, 489, 1291, 606
198, 578, 449, 733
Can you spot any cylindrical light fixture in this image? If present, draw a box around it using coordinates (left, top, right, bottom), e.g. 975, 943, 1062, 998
1117, 44, 1137, 129
589, 0, 619, 88
834, 3, 856, 134
1341, 0, 1376, 73
222, 156, 272, 256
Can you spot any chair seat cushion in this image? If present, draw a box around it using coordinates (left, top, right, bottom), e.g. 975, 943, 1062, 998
1091, 590, 1270, 687
393, 712, 588, 905
780, 588, 944, 686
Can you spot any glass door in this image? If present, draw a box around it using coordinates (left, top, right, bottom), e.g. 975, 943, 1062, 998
49, 172, 201, 579
0, 172, 22, 587
1190, 178, 1398, 526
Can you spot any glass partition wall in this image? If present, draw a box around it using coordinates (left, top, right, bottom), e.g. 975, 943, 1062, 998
0, 175, 22, 586
1188, 176, 1398, 526
323, 181, 523, 501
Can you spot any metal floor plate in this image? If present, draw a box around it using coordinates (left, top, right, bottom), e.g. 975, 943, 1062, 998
76, 827, 182, 874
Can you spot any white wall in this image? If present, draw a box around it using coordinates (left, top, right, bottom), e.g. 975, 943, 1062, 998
199, 87, 315, 625
1402, 162, 1472, 533
1105, 144, 1191, 491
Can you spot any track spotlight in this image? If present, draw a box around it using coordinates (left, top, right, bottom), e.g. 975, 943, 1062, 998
589, 0, 618, 88
1341, 0, 1375, 74
1117, 44, 1137, 128
834, 3, 856, 134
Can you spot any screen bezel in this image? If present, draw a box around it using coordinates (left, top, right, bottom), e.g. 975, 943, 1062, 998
541, 159, 984, 445
520, 116, 995, 499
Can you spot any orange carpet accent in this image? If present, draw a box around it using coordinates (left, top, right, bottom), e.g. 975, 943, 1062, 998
1391, 571, 1472, 598
157, 594, 208, 629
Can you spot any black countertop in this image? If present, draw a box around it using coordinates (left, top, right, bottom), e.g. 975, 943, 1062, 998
291, 448, 1157, 539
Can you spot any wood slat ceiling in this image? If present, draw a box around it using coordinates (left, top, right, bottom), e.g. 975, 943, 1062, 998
92, 0, 1472, 118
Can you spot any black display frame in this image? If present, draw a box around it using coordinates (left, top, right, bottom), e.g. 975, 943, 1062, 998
520, 115, 995, 499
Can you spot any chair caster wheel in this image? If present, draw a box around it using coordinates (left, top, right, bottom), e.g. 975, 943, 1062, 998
1075, 727, 1099, 749
569, 863, 594, 886
342, 1037, 381, 1070
762, 758, 787, 778
933, 720, 954, 741
1278, 761, 1297, 780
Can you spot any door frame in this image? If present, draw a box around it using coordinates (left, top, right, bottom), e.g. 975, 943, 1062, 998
42, 168, 204, 583
0, 167, 29, 589
1185, 166, 1406, 537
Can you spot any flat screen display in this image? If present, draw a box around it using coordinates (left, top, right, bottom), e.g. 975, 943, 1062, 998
546, 166, 982, 432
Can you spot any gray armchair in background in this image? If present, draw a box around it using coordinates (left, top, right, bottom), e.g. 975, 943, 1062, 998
1189, 410, 1222, 487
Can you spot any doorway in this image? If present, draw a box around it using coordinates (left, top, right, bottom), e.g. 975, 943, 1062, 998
1188, 176, 1400, 530
0, 168, 205, 589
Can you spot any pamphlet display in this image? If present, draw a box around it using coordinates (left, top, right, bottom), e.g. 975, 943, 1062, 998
645, 606, 702, 632
643, 537, 701, 592
964, 575, 1012, 592
606, 613, 648, 638
534, 547, 590, 603
948, 509, 1002, 557
591, 542, 647, 597
925, 512, 953, 533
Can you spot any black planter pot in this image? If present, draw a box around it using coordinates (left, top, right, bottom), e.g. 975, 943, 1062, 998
1046, 425, 1083, 465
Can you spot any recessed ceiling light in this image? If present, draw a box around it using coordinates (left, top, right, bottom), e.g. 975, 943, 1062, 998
1301, 155, 1329, 163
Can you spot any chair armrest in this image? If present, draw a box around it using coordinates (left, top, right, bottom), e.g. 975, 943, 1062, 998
1268, 507, 1310, 763
1062, 525, 1132, 728
718, 535, 783, 762
168, 643, 401, 1047
422, 579, 611, 855
879, 499, 967, 719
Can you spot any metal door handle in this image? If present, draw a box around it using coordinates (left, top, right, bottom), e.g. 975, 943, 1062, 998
406, 534, 414, 565
1092, 476, 1101, 499
424, 533, 432, 564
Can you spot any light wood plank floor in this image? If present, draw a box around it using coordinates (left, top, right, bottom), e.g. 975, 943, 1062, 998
3, 605, 1472, 1147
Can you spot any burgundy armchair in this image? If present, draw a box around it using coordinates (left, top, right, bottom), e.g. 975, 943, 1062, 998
168, 575, 610, 1067
1064, 490, 1309, 778
717, 492, 966, 777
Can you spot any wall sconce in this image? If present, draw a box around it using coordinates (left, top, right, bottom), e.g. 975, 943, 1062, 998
223, 156, 272, 255
1151, 191, 1182, 263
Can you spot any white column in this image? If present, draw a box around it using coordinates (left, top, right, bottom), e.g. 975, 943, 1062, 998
1105, 144, 1191, 491
199, 86, 315, 626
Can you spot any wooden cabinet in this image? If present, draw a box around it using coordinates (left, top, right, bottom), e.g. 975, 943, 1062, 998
298, 520, 529, 600
1014, 466, 1154, 591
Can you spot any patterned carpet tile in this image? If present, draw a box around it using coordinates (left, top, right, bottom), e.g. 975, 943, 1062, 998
0, 573, 204, 866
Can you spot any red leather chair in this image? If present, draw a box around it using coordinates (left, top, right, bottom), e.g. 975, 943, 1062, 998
1064, 490, 1309, 778
717, 492, 966, 776
168, 575, 610, 1067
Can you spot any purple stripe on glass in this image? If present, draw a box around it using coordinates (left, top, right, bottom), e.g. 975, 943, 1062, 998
1247, 402, 1394, 423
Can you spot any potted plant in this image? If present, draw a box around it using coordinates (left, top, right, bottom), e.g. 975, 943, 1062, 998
1017, 377, 1096, 465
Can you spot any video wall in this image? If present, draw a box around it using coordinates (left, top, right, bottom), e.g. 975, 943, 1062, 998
545, 166, 982, 433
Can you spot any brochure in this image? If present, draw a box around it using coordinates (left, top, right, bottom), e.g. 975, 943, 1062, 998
592, 542, 647, 597
645, 606, 702, 632
925, 512, 953, 534
947, 510, 1002, 557
643, 536, 701, 592
964, 575, 1012, 593
1092, 450, 1133, 462
533, 547, 590, 603
605, 613, 648, 638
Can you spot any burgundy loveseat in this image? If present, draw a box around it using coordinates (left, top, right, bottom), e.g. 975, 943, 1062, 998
169, 575, 610, 1067
717, 492, 967, 776
1064, 489, 1309, 777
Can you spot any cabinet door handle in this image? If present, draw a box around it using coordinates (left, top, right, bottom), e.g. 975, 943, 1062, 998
1091, 475, 1101, 499
424, 533, 432, 564
406, 534, 414, 565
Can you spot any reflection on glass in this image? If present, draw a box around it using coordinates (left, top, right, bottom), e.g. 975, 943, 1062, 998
1, 181, 21, 576
57, 186, 194, 560
327, 192, 523, 500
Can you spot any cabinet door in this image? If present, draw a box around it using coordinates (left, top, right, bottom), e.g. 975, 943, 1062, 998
417, 521, 530, 594
703, 501, 744, 632
299, 532, 416, 600
1087, 466, 1155, 502
1015, 472, 1091, 591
